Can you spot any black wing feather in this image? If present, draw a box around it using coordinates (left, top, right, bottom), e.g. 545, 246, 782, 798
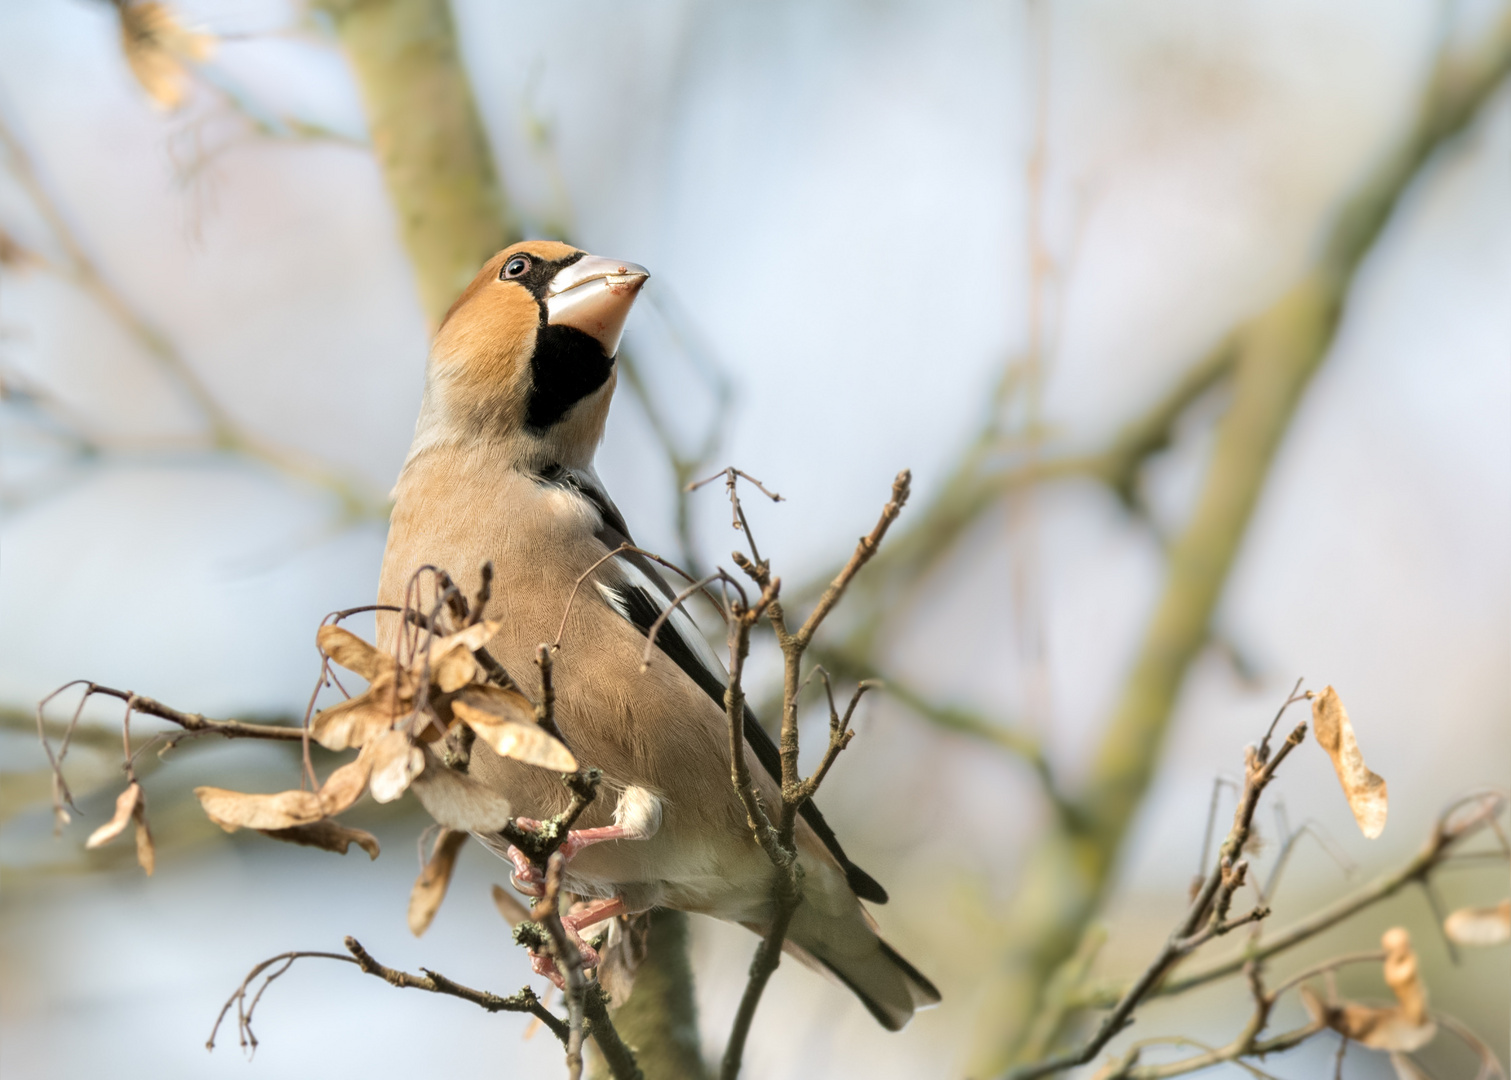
538, 466, 887, 904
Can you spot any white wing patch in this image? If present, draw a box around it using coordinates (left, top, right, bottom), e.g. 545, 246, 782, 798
598, 554, 730, 690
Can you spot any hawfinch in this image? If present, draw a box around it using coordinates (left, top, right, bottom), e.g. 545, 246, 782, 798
376, 241, 939, 1030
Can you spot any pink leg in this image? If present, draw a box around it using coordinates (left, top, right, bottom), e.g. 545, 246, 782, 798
505, 819, 635, 985
564, 896, 627, 934
511, 819, 636, 862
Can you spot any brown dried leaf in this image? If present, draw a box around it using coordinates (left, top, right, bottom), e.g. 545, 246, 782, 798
1312, 686, 1388, 839
134, 806, 155, 876
452, 700, 577, 772
1341, 1005, 1436, 1052
119, 1, 214, 110
194, 786, 323, 832
318, 746, 374, 816
426, 621, 499, 692
455, 683, 538, 725
1301, 987, 1437, 1054
86, 783, 141, 849
491, 882, 532, 927
259, 819, 380, 859
438, 620, 501, 656
431, 648, 479, 693
311, 690, 402, 752
408, 828, 468, 937
367, 730, 424, 803
316, 624, 391, 682
1444, 900, 1511, 947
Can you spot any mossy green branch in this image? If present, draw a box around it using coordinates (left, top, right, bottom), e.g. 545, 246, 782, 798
593, 910, 709, 1080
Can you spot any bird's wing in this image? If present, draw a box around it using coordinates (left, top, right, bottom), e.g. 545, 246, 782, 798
543, 467, 888, 904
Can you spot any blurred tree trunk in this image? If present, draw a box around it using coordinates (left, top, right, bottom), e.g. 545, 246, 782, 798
317, 4, 704, 1070
593, 911, 709, 1080
979, 20, 1511, 1074
318, 0, 515, 328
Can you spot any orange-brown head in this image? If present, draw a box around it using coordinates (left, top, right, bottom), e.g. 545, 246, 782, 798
415, 241, 649, 469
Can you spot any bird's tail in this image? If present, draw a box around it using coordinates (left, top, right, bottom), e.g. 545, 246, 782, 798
781, 895, 941, 1031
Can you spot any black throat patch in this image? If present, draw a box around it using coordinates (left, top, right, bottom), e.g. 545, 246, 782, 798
524, 323, 615, 432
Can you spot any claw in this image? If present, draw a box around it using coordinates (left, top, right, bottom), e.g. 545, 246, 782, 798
507, 844, 545, 897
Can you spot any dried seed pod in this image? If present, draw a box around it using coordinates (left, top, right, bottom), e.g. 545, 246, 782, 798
408, 829, 469, 937
194, 787, 323, 832
1312, 686, 1388, 839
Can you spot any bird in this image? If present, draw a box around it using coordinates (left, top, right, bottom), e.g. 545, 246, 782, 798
375, 240, 940, 1030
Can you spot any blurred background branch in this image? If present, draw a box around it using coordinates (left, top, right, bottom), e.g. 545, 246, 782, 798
973, 14, 1511, 1070
315, 0, 514, 328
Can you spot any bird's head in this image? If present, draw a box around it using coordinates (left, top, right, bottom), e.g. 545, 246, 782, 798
415, 240, 649, 469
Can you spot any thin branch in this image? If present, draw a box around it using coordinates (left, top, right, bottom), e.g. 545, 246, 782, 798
1076, 790, 1508, 1007
687, 466, 785, 567
723, 579, 784, 866
344, 937, 568, 1039
1004, 716, 1308, 1080
41, 682, 307, 745
0, 113, 389, 522
798, 672, 873, 801
639, 571, 743, 672
793, 469, 911, 652
206, 940, 566, 1057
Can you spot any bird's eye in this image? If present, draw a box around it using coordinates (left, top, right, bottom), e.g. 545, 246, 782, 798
502, 255, 532, 279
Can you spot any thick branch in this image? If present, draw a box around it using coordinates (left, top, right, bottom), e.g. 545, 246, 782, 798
594, 910, 707, 1080
315, 0, 514, 328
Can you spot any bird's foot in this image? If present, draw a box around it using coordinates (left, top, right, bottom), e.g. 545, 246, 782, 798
513, 818, 636, 862
526, 896, 627, 989
507, 819, 639, 896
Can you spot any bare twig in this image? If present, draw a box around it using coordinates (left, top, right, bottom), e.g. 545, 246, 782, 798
206, 941, 566, 1056
723, 578, 784, 865
687, 466, 784, 566
717, 471, 910, 1080
34, 680, 307, 814
639, 571, 743, 673
535, 852, 588, 1080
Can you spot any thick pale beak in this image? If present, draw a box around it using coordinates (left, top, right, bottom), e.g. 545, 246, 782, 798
545, 255, 650, 357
